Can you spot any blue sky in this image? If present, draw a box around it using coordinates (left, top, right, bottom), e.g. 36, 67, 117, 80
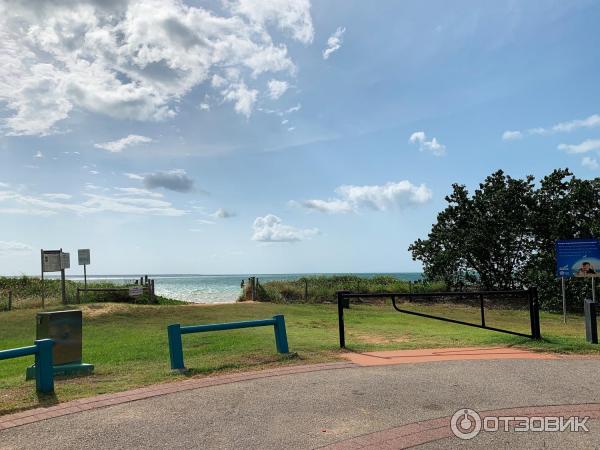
1, 0, 600, 275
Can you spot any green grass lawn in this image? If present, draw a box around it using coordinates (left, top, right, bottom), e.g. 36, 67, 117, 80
0, 301, 598, 415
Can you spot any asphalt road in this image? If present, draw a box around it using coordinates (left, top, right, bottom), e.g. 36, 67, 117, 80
1, 359, 599, 449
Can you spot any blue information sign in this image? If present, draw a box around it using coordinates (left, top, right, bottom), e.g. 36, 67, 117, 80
555, 239, 600, 278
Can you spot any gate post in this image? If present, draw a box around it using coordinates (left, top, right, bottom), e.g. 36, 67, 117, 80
273, 315, 289, 353
167, 324, 185, 370
337, 291, 349, 348
584, 299, 598, 344
528, 287, 541, 339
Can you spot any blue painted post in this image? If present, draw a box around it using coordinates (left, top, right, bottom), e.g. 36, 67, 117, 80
273, 315, 289, 354
168, 324, 185, 370
35, 339, 54, 393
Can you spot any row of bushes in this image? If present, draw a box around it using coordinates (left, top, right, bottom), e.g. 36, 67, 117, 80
0, 276, 183, 310
241, 275, 446, 304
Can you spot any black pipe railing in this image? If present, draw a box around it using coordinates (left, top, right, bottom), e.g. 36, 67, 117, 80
336, 288, 541, 348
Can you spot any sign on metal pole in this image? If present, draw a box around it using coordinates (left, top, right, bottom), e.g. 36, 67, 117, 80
556, 238, 600, 322
41, 249, 69, 306
555, 239, 600, 278
78, 249, 90, 266
61, 252, 70, 270
42, 251, 62, 273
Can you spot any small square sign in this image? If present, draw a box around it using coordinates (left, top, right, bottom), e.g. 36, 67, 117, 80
78, 249, 90, 266
129, 286, 144, 297
61, 252, 70, 270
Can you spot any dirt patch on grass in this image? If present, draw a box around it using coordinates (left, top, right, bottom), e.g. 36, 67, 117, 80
80, 303, 133, 318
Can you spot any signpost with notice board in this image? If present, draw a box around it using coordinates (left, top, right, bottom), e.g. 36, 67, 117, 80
556, 238, 600, 323
41, 249, 70, 307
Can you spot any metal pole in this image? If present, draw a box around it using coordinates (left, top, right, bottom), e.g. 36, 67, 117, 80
337, 291, 345, 348
84, 264, 87, 303
59, 248, 67, 305
479, 293, 485, 327
561, 277, 567, 324
7, 290, 12, 311
40, 249, 45, 309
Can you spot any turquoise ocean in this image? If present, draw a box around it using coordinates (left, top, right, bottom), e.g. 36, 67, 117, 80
64, 273, 422, 304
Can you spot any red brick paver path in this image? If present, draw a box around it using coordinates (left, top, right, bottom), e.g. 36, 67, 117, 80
320, 403, 600, 449
341, 346, 559, 366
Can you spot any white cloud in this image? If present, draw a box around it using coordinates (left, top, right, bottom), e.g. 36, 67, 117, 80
558, 139, 600, 154
94, 135, 153, 153
252, 214, 318, 242
230, 0, 314, 44
582, 156, 599, 170
196, 219, 215, 225
113, 187, 164, 198
299, 199, 354, 214
222, 82, 258, 117
0, 0, 312, 135
0, 241, 33, 255
502, 130, 523, 141
211, 208, 236, 219
502, 114, 600, 141
124, 172, 144, 180
409, 131, 446, 156
199, 103, 210, 111
0, 186, 186, 217
267, 79, 289, 99
298, 180, 432, 214
34, 150, 44, 158
323, 27, 345, 60
42, 193, 72, 200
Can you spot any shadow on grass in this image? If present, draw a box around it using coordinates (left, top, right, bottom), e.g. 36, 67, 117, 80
35, 391, 59, 407
179, 352, 302, 377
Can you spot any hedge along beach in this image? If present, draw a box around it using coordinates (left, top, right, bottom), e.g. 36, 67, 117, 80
49, 273, 423, 303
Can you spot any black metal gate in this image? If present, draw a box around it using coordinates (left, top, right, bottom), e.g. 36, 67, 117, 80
336, 288, 542, 348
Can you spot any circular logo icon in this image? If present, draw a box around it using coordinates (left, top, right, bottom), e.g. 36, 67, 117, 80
451, 408, 482, 440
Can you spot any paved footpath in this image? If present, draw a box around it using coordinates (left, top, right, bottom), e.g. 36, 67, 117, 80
1, 347, 599, 449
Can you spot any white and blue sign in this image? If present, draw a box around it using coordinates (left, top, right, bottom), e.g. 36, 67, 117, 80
556, 239, 600, 278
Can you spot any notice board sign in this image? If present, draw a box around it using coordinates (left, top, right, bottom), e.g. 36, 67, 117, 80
556, 239, 600, 277
42, 250, 62, 273
78, 249, 90, 266
129, 286, 144, 297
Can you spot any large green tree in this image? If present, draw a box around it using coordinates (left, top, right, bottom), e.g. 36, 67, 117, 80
409, 169, 600, 308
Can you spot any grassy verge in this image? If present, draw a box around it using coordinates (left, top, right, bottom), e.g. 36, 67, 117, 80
0, 301, 597, 415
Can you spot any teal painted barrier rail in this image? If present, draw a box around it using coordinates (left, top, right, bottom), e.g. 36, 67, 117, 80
0, 339, 54, 393
167, 315, 289, 370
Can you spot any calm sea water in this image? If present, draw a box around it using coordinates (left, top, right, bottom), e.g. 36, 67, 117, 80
63, 273, 422, 304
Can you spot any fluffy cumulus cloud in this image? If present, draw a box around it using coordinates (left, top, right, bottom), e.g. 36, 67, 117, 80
582, 156, 599, 170
0, 241, 33, 255
298, 180, 432, 214
143, 169, 194, 192
94, 135, 153, 153
502, 114, 600, 141
0, 185, 186, 216
409, 131, 446, 156
267, 79, 289, 99
558, 139, 600, 154
252, 214, 318, 242
322, 27, 345, 60
0, 0, 314, 135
